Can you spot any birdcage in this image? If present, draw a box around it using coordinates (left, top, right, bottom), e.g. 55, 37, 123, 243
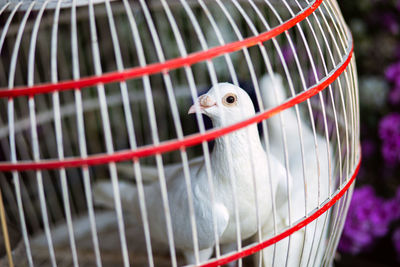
0, 0, 360, 266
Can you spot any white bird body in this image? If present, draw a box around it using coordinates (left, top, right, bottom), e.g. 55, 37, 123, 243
258, 74, 332, 267
94, 83, 288, 264
210, 130, 281, 245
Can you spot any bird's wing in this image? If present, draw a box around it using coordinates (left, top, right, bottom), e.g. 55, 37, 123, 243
167, 166, 229, 250
92, 157, 228, 251
213, 202, 230, 238
271, 155, 293, 223
116, 156, 205, 183
116, 163, 159, 182
93, 180, 136, 210
187, 201, 229, 249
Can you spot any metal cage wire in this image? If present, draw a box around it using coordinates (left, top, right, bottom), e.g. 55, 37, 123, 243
0, 0, 360, 266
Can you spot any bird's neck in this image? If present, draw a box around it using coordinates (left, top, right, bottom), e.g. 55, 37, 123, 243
213, 124, 264, 160
210, 124, 264, 186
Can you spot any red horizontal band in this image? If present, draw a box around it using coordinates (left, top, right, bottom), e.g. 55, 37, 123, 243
200, 155, 361, 267
0, 0, 322, 98
0, 40, 353, 172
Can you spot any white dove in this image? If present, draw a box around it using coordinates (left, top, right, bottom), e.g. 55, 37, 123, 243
257, 73, 332, 267
94, 83, 289, 265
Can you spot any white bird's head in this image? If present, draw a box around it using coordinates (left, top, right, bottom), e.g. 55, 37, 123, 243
188, 83, 255, 127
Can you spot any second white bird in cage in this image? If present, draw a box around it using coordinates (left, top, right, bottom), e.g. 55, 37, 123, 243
257, 73, 333, 267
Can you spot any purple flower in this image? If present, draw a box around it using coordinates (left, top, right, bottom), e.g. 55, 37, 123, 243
371, 199, 393, 236
381, 140, 400, 165
339, 234, 372, 255
385, 62, 400, 82
312, 109, 335, 137
393, 228, 400, 261
306, 68, 323, 87
389, 86, 400, 105
391, 186, 400, 220
379, 113, 400, 140
339, 186, 393, 254
281, 45, 295, 64
380, 12, 399, 34
383, 197, 400, 222
379, 113, 400, 164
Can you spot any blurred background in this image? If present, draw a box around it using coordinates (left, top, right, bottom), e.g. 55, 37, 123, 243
336, 1, 400, 266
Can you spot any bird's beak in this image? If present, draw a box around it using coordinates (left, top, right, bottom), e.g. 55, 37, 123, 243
188, 94, 216, 114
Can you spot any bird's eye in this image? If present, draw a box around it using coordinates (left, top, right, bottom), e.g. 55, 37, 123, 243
222, 93, 237, 107
226, 96, 235, 103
